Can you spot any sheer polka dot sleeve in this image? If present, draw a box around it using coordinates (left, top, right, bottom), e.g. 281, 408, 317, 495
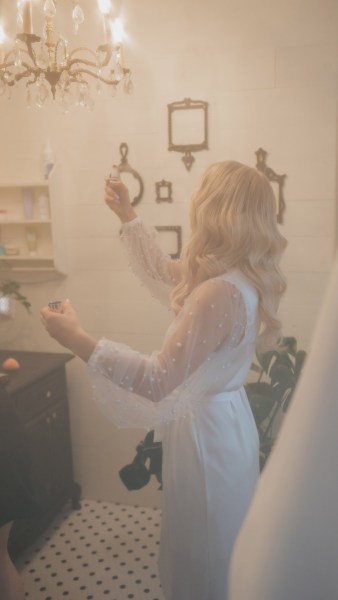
87, 278, 248, 429
120, 218, 180, 306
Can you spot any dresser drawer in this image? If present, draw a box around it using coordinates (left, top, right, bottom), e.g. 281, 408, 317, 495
13, 368, 67, 423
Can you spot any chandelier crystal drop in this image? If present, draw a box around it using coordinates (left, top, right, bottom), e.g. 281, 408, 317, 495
0, 0, 132, 110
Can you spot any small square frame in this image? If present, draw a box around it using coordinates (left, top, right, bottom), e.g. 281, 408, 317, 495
155, 180, 173, 203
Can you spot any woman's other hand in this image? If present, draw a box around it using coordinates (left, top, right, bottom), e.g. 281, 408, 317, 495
104, 175, 137, 223
40, 300, 97, 362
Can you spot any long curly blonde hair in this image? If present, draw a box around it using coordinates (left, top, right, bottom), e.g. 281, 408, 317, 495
171, 160, 287, 351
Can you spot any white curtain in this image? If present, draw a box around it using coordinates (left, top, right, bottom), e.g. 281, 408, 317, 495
229, 251, 338, 600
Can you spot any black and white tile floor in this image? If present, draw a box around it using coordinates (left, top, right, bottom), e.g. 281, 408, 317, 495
16, 500, 165, 600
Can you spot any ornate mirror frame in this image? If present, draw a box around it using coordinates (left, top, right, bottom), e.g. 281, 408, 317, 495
155, 179, 173, 203
168, 98, 208, 171
117, 143, 144, 207
255, 148, 286, 224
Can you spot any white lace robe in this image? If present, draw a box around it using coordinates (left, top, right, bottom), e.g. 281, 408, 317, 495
88, 217, 255, 430
87, 217, 261, 600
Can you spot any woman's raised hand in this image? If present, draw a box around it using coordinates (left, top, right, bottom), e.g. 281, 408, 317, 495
104, 172, 137, 224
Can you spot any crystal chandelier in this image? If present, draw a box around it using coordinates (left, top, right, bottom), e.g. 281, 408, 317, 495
0, 0, 133, 111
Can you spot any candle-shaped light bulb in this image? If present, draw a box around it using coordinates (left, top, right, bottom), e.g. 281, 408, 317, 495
22, 0, 33, 34
98, 0, 111, 15
0, 23, 6, 64
43, 0, 56, 19
72, 3, 85, 34
98, 0, 112, 44
112, 18, 124, 45
0, 23, 6, 44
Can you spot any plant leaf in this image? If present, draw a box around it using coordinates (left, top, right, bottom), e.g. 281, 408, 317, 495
294, 350, 307, 379
278, 336, 297, 356
247, 392, 275, 426
274, 351, 294, 370
282, 388, 294, 412
270, 363, 295, 390
256, 350, 277, 374
245, 381, 272, 398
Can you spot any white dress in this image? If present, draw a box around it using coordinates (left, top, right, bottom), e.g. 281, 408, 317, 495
88, 218, 260, 600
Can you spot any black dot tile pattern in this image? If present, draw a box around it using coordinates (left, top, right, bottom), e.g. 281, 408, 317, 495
16, 500, 164, 600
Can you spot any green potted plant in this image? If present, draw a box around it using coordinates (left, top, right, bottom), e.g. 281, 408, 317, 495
0, 279, 31, 314
119, 430, 163, 491
119, 336, 307, 490
245, 336, 307, 469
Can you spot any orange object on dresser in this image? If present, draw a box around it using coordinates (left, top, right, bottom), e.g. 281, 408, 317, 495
2, 357, 20, 370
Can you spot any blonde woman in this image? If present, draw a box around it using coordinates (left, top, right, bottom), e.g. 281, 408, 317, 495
41, 160, 287, 600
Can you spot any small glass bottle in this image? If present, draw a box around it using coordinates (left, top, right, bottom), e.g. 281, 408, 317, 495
44, 140, 55, 179
38, 194, 50, 220
25, 227, 37, 255
22, 188, 34, 220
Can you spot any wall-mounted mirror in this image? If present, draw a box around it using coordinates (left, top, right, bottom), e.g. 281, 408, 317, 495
168, 98, 208, 170
117, 143, 144, 207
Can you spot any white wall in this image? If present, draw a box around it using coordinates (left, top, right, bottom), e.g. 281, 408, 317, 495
0, 0, 337, 508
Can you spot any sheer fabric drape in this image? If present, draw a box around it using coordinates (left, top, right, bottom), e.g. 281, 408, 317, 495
229, 254, 338, 600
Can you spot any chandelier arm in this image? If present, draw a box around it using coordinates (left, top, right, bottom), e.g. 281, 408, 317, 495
12, 68, 37, 86
0, 59, 38, 84
68, 47, 97, 61
69, 67, 120, 85
1, 50, 15, 67
68, 45, 113, 68
67, 57, 98, 70
26, 75, 39, 87
18, 59, 39, 73
1, 47, 34, 70
68, 45, 97, 56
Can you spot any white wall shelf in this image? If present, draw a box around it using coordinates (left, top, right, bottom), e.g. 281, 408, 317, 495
0, 165, 67, 280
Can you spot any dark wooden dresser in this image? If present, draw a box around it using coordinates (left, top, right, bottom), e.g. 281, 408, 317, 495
0, 350, 81, 559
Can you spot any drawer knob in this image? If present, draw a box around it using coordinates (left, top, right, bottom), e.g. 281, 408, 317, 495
46, 390, 52, 399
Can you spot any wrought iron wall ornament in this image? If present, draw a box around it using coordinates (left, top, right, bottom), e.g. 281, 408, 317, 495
155, 226, 182, 260
168, 98, 208, 171
155, 180, 173, 203
117, 143, 144, 207
255, 148, 286, 224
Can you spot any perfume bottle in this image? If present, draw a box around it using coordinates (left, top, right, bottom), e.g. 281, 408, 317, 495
110, 165, 120, 179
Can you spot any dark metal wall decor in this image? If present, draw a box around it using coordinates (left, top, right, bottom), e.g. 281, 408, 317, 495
255, 148, 286, 224
155, 226, 182, 259
117, 142, 144, 207
168, 98, 208, 171
155, 179, 173, 203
